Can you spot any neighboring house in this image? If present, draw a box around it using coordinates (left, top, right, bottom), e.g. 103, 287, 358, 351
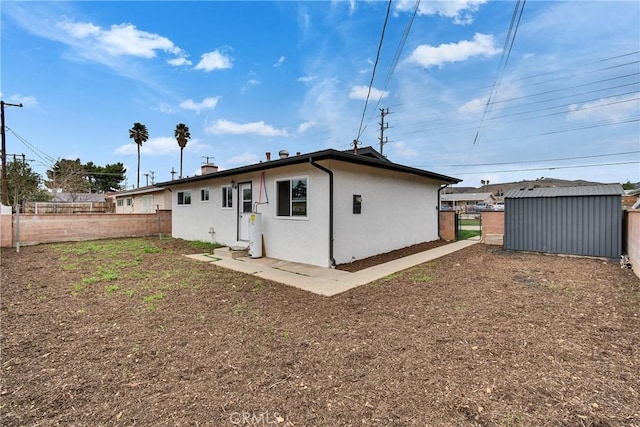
440, 193, 497, 212
111, 186, 172, 213
156, 147, 461, 267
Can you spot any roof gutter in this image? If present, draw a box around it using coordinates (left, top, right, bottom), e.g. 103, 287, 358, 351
309, 158, 336, 268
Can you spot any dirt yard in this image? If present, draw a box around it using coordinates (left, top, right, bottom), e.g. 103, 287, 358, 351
1, 237, 639, 426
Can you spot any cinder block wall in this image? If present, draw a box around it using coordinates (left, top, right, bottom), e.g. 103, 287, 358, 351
627, 210, 640, 279
439, 211, 456, 241
1, 211, 171, 248
481, 211, 505, 245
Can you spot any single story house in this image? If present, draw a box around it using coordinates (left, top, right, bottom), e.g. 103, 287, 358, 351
156, 147, 461, 267
440, 192, 497, 212
110, 186, 172, 214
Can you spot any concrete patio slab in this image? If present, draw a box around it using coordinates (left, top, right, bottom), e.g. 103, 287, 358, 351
185, 239, 479, 296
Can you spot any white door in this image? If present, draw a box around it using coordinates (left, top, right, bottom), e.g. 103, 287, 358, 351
141, 196, 153, 213
238, 182, 252, 241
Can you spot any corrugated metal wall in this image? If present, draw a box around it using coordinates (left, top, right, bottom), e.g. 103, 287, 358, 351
504, 195, 622, 258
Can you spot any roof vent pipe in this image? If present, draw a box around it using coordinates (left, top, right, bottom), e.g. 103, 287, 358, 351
266, 152, 271, 161
279, 150, 289, 159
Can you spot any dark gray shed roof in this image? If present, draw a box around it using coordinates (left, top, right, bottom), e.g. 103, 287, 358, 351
504, 183, 623, 199
156, 146, 461, 187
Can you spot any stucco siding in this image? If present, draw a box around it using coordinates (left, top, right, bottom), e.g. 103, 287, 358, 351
329, 161, 441, 265
169, 164, 331, 267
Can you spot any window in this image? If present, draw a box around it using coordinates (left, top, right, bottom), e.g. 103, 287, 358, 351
200, 188, 210, 202
277, 177, 307, 217
177, 190, 191, 205
126, 198, 132, 207
117, 199, 123, 207
353, 195, 362, 214
222, 186, 233, 208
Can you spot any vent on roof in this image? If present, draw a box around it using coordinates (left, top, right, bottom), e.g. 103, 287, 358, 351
279, 150, 289, 159
201, 164, 218, 175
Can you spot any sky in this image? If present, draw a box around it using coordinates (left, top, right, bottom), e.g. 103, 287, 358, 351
1, 0, 639, 191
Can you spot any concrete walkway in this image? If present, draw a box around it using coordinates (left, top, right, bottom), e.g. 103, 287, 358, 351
186, 239, 479, 297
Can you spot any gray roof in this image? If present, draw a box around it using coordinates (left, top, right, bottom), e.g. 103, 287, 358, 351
112, 185, 167, 197
156, 146, 461, 187
504, 184, 624, 199
441, 193, 495, 202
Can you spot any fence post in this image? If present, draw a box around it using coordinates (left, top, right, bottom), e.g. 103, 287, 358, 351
156, 205, 162, 239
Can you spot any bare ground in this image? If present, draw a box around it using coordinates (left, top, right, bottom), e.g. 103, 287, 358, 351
1, 237, 639, 426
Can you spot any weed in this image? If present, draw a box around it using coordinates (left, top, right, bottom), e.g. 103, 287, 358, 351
413, 274, 434, 283
188, 240, 223, 252
76, 308, 86, 315
142, 245, 161, 254
195, 312, 205, 321
504, 413, 524, 427
383, 273, 401, 282
252, 281, 266, 293
123, 289, 136, 298
101, 271, 119, 281
143, 292, 165, 311
82, 276, 101, 286
37, 294, 47, 302
232, 302, 249, 316
282, 331, 290, 340
104, 285, 120, 294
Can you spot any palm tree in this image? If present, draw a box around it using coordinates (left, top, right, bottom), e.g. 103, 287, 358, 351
174, 123, 191, 178
129, 122, 149, 188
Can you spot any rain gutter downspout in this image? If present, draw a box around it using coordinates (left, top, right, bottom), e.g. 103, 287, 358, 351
309, 158, 336, 268
438, 183, 449, 240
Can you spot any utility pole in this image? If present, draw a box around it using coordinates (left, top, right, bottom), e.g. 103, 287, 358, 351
379, 107, 391, 156
1, 101, 23, 206
144, 173, 149, 187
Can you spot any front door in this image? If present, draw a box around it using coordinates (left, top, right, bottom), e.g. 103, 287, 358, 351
237, 182, 252, 241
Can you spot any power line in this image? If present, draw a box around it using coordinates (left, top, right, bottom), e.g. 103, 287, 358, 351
420, 150, 640, 168
447, 160, 639, 176
355, 0, 392, 143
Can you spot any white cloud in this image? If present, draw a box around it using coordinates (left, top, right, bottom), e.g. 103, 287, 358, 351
7, 94, 38, 107
458, 97, 486, 115
297, 75, 316, 83
394, 0, 486, 25
567, 95, 640, 122
179, 97, 220, 113
114, 136, 207, 156
297, 121, 315, 134
408, 33, 500, 68
167, 57, 192, 67
228, 152, 260, 165
349, 85, 389, 101
205, 119, 289, 137
241, 79, 260, 93
273, 56, 285, 67
391, 141, 419, 158
155, 103, 176, 114
194, 49, 233, 71
57, 20, 185, 60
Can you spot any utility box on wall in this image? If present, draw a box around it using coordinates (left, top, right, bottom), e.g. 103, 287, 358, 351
504, 184, 623, 259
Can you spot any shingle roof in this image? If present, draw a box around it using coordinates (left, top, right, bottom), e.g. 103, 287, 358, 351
156, 146, 461, 187
504, 184, 624, 199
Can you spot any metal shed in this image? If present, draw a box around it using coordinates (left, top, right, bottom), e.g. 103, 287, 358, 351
504, 184, 623, 258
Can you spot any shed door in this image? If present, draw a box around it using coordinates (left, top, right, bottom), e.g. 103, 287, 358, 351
237, 182, 252, 241
141, 196, 153, 213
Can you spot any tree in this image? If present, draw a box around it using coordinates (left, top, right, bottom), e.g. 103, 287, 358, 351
5, 159, 50, 205
129, 122, 149, 188
174, 123, 191, 178
85, 162, 127, 192
45, 159, 90, 198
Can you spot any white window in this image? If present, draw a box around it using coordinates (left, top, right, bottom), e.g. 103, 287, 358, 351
276, 177, 307, 217
222, 186, 233, 208
126, 198, 132, 207
117, 199, 123, 207
177, 190, 191, 205
200, 188, 210, 202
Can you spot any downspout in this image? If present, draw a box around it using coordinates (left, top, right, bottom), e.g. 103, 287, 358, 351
309, 158, 336, 268
437, 183, 449, 240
